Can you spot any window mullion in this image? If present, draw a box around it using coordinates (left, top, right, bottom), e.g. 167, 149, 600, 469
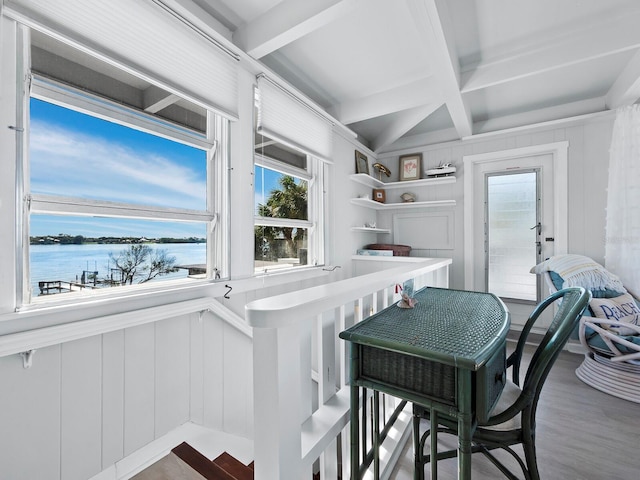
254, 153, 311, 181
30, 193, 214, 223
254, 216, 312, 229
31, 75, 213, 150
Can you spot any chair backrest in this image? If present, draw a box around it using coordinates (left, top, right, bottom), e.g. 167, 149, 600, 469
515, 287, 591, 402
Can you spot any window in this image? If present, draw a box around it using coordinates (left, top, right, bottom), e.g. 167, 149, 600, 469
252, 80, 329, 275
254, 133, 325, 273
20, 30, 228, 304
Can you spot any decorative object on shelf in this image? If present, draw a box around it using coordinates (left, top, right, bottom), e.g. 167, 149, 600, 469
357, 248, 393, 256
355, 150, 369, 174
364, 222, 377, 228
425, 162, 456, 177
400, 192, 416, 203
372, 162, 391, 181
372, 188, 386, 203
399, 153, 422, 181
365, 243, 411, 256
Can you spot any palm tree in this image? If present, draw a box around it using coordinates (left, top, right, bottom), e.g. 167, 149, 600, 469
255, 175, 307, 261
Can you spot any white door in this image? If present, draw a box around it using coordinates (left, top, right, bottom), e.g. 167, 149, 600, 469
472, 153, 555, 326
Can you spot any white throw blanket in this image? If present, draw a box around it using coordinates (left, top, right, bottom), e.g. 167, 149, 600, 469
531, 254, 627, 292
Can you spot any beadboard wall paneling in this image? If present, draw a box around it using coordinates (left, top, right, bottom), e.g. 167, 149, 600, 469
0, 344, 62, 479
373, 115, 614, 290
202, 310, 225, 431
222, 321, 254, 436
61, 336, 102, 480
189, 313, 205, 426
123, 323, 156, 456
154, 315, 191, 438
102, 329, 126, 469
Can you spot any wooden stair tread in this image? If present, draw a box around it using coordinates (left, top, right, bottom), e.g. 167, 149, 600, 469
212, 451, 254, 480
172, 442, 254, 480
171, 442, 235, 480
130, 452, 208, 480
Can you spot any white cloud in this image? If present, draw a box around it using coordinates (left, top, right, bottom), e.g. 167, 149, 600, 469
30, 119, 206, 210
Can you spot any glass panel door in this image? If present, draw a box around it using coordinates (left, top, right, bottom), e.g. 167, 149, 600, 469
485, 170, 539, 302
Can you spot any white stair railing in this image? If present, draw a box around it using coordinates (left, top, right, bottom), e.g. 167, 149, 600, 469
246, 258, 451, 480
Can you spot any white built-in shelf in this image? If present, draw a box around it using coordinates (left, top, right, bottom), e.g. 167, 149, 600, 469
350, 198, 456, 210
350, 226, 391, 233
351, 255, 429, 263
349, 173, 456, 190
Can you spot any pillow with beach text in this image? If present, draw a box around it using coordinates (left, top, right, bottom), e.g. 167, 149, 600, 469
589, 293, 640, 335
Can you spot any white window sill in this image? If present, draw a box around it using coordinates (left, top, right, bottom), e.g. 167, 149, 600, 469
0, 266, 334, 358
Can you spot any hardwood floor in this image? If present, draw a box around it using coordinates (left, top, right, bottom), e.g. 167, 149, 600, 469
389, 345, 640, 480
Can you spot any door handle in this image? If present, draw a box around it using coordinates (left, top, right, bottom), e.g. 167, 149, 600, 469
530, 223, 541, 235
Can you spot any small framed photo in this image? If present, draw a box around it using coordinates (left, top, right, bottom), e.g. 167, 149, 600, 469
372, 188, 386, 203
355, 150, 369, 175
399, 153, 422, 181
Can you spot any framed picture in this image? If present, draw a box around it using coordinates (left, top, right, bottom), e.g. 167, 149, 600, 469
399, 153, 421, 181
372, 188, 386, 203
355, 150, 369, 175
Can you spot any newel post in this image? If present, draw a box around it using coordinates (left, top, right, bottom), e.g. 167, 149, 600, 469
252, 324, 304, 479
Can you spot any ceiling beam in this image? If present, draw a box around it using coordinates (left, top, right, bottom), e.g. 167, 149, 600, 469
606, 48, 640, 109
143, 85, 179, 113
462, 14, 640, 94
472, 97, 607, 136
233, 0, 363, 59
328, 76, 441, 125
405, 0, 472, 138
372, 103, 441, 153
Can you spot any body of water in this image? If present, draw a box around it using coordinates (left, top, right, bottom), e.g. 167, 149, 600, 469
30, 243, 206, 295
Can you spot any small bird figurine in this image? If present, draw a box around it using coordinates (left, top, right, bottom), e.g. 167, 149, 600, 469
372, 162, 391, 181
398, 292, 417, 309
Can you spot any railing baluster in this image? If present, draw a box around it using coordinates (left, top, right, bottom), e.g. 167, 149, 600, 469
246, 259, 452, 479
371, 290, 379, 315
337, 304, 347, 389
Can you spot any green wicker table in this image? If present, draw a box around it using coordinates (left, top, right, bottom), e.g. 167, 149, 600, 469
339, 287, 509, 480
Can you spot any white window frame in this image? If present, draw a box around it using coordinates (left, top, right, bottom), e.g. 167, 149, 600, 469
18, 45, 227, 307
253, 148, 325, 274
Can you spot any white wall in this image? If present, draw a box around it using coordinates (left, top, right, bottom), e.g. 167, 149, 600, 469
0, 16, 17, 313
329, 132, 380, 279
374, 115, 614, 289
0, 313, 254, 480
0, 19, 360, 480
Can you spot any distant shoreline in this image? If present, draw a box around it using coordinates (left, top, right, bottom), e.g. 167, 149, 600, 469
30, 235, 206, 246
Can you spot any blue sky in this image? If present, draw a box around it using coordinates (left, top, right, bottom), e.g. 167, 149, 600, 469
254, 165, 283, 214
30, 98, 285, 238
30, 98, 208, 238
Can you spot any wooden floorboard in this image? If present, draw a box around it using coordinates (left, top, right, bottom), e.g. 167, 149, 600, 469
389, 346, 640, 480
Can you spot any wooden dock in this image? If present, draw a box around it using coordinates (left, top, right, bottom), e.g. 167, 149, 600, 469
38, 280, 97, 295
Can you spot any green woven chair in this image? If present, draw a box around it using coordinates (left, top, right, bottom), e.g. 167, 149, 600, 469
412, 287, 591, 480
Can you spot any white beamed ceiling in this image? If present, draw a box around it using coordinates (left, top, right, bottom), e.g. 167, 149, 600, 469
190, 0, 640, 152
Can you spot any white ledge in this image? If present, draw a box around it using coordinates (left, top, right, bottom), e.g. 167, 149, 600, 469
350, 173, 456, 189
0, 297, 251, 359
350, 226, 391, 233
350, 198, 456, 209
351, 255, 428, 262
245, 258, 452, 329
